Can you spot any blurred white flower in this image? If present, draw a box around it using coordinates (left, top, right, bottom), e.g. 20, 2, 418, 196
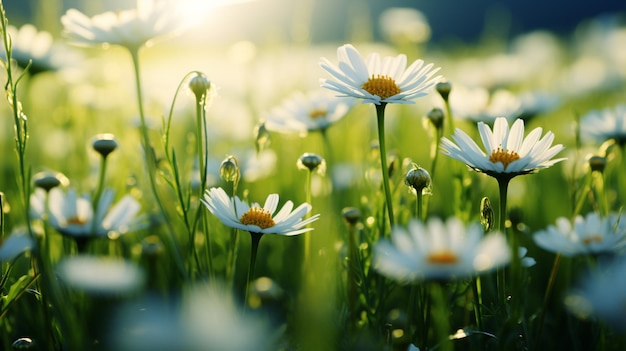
517, 90, 561, 120
57, 255, 145, 295
320, 44, 441, 105
1, 24, 82, 74
519, 246, 536, 267
0, 229, 34, 262
30, 188, 145, 239
202, 187, 319, 235
379, 7, 431, 45
61, 0, 190, 51
440, 117, 565, 178
432, 85, 522, 124
373, 218, 510, 281
580, 104, 626, 145
242, 149, 277, 182
264, 90, 353, 136
565, 256, 626, 331
111, 282, 275, 351
533, 212, 626, 256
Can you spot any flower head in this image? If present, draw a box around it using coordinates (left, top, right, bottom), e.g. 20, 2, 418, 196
580, 104, 626, 145
30, 188, 145, 238
61, 0, 189, 51
320, 44, 441, 105
533, 212, 626, 256
440, 117, 565, 178
202, 187, 319, 235
373, 218, 510, 282
263, 90, 353, 135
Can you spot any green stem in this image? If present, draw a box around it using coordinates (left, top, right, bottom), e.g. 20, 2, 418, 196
303, 169, 313, 267
375, 103, 395, 229
129, 48, 188, 280
430, 282, 452, 351
416, 191, 423, 221
91, 155, 108, 235
227, 181, 240, 289
244, 232, 263, 310
347, 223, 358, 333
531, 253, 561, 351
472, 276, 484, 331
496, 177, 510, 304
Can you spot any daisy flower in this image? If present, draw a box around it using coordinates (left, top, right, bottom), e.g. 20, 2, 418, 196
373, 217, 510, 282
579, 104, 626, 145
263, 90, 353, 135
533, 212, 626, 256
30, 187, 145, 239
60, 0, 189, 51
440, 117, 565, 179
319, 44, 441, 105
565, 256, 626, 331
201, 187, 319, 236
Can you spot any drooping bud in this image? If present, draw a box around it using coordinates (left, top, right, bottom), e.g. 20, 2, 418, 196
404, 164, 431, 195
33, 171, 69, 192
297, 153, 326, 174
480, 197, 494, 232
436, 81, 452, 102
91, 133, 118, 159
188, 72, 212, 103
220, 155, 240, 183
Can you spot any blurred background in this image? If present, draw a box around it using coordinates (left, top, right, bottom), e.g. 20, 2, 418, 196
5, 0, 626, 45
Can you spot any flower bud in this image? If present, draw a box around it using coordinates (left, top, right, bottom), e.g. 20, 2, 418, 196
92, 133, 118, 158
254, 122, 271, 153
189, 72, 211, 103
588, 155, 606, 173
480, 197, 494, 232
33, 171, 69, 192
436, 81, 452, 102
220, 155, 240, 183
297, 153, 326, 174
141, 235, 163, 258
404, 164, 431, 195
426, 107, 444, 130
342, 207, 361, 225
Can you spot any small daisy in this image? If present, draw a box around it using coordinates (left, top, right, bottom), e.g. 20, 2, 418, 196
0, 228, 34, 262
61, 0, 188, 51
440, 117, 565, 179
264, 90, 353, 135
30, 187, 145, 239
201, 187, 319, 236
373, 217, 510, 282
533, 212, 626, 256
319, 44, 441, 105
579, 104, 626, 145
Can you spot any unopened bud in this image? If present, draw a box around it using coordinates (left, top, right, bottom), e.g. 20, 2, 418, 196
92, 133, 118, 158
342, 207, 361, 225
189, 73, 211, 103
254, 122, 271, 153
480, 197, 494, 232
220, 155, 240, 183
426, 107, 444, 130
436, 81, 452, 102
297, 153, 325, 174
588, 155, 606, 173
404, 164, 431, 195
33, 171, 69, 192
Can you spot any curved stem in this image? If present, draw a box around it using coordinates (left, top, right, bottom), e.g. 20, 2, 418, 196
244, 232, 263, 310
129, 48, 188, 280
375, 103, 395, 229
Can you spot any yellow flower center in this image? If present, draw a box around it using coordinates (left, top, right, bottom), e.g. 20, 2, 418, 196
361, 75, 401, 100
582, 235, 603, 245
489, 147, 520, 170
427, 251, 458, 264
240, 207, 275, 229
67, 216, 88, 225
308, 108, 327, 119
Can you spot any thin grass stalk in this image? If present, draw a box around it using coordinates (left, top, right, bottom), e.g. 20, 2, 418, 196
375, 103, 395, 229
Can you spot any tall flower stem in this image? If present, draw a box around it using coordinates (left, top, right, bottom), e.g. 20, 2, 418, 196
303, 169, 313, 268
129, 48, 187, 280
375, 103, 395, 229
244, 232, 263, 311
496, 177, 511, 304
532, 253, 561, 351
430, 282, 452, 351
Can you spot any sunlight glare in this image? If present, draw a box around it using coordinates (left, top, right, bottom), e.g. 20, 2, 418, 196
177, 0, 256, 25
